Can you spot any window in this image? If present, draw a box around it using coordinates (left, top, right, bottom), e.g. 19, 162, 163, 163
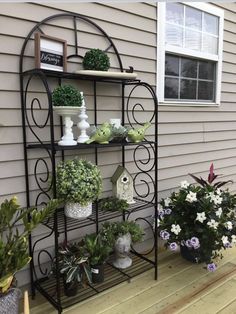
157, 2, 224, 105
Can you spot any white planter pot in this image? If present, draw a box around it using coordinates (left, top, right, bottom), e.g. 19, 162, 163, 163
64, 202, 92, 219
53, 106, 81, 146
113, 233, 132, 269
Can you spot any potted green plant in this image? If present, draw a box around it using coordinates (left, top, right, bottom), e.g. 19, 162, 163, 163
157, 164, 236, 272
98, 197, 129, 212
52, 85, 83, 146
55, 158, 102, 219
83, 233, 112, 283
100, 220, 143, 269
57, 243, 92, 297
0, 197, 58, 313
82, 49, 110, 71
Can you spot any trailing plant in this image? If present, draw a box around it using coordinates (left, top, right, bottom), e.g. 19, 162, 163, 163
55, 159, 102, 205
157, 163, 236, 272
0, 197, 58, 294
100, 220, 143, 248
82, 49, 110, 71
52, 85, 83, 107
82, 233, 112, 266
98, 197, 129, 212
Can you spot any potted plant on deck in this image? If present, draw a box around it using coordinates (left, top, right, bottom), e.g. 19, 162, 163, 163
57, 243, 92, 297
52, 84, 83, 146
0, 197, 58, 313
83, 233, 112, 283
55, 158, 102, 219
100, 220, 143, 269
157, 164, 236, 271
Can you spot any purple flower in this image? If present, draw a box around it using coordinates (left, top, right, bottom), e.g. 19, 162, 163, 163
158, 209, 165, 218
224, 242, 232, 248
185, 239, 192, 248
207, 263, 217, 272
169, 242, 178, 251
190, 237, 200, 249
165, 208, 172, 215
160, 230, 170, 240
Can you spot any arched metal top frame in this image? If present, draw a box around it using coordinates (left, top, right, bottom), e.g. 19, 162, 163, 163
19, 13, 124, 74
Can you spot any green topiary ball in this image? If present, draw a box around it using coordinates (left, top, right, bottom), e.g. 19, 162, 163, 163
52, 85, 83, 107
82, 49, 110, 71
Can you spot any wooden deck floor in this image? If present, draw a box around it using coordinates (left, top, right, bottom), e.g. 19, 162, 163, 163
28, 247, 236, 314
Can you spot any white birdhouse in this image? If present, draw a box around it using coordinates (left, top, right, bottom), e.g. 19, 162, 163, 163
111, 166, 135, 204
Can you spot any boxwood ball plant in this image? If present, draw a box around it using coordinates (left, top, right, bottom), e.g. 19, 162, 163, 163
55, 159, 102, 206
157, 164, 236, 272
52, 85, 83, 107
82, 49, 110, 71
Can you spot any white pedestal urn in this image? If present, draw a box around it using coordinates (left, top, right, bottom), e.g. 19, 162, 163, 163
53, 106, 80, 146
77, 92, 90, 143
113, 233, 132, 269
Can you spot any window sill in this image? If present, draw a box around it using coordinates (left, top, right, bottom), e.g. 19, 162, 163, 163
159, 101, 220, 107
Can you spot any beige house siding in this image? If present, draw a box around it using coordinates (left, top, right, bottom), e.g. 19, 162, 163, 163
0, 2, 236, 287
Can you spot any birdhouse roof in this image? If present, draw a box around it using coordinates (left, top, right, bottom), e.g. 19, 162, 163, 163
111, 165, 130, 184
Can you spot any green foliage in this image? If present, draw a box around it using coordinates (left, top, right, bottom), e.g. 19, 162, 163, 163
98, 197, 129, 212
100, 220, 143, 248
0, 197, 58, 289
158, 164, 236, 268
56, 159, 102, 205
82, 49, 110, 71
58, 243, 92, 284
83, 233, 112, 266
110, 125, 129, 142
52, 85, 83, 107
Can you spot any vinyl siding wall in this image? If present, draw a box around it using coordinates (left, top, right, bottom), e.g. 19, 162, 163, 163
0, 2, 236, 287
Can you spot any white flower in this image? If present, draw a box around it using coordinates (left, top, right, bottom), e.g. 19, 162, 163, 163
207, 219, 219, 230
231, 235, 236, 244
180, 180, 190, 189
196, 212, 207, 223
222, 235, 229, 245
186, 191, 197, 203
215, 207, 222, 218
225, 221, 233, 230
216, 188, 222, 195
153, 218, 160, 229
164, 197, 171, 207
213, 195, 223, 205
171, 224, 181, 235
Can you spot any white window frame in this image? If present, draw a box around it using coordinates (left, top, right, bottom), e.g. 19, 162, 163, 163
157, 2, 224, 106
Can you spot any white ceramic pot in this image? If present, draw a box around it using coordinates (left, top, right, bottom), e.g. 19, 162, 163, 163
64, 202, 92, 219
113, 233, 132, 269
53, 106, 81, 146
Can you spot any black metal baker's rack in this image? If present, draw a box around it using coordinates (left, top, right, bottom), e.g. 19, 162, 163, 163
19, 13, 158, 313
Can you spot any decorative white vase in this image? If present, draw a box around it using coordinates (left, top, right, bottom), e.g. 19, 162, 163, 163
53, 106, 80, 146
77, 92, 90, 143
64, 202, 92, 219
113, 233, 132, 269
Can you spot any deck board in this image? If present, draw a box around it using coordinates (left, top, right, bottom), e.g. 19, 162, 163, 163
27, 247, 236, 314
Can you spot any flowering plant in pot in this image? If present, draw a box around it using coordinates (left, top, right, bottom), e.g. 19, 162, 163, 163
157, 164, 236, 272
57, 243, 92, 297
0, 197, 58, 312
82, 233, 112, 283
52, 85, 83, 146
55, 158, 102, 219
100, 220, 143, 269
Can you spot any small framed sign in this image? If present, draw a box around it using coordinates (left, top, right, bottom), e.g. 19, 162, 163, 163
34, 32, 67, 72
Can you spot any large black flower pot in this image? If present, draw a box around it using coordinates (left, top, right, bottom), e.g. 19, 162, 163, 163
180, 245, 202, 264
91, 264, 104, 283
63, 279, 78, 297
